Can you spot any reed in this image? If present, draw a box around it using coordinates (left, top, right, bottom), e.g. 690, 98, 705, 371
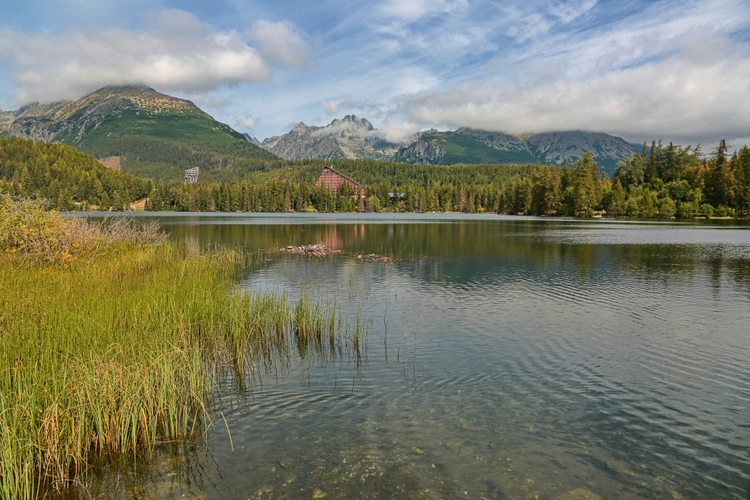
0, 201, 358, 499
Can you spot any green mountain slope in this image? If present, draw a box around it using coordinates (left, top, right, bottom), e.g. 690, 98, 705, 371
430, 133, 538, 164
6, 86, 277, 180
0, 136, 152, 209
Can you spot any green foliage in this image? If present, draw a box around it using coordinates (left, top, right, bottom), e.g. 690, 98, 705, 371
0, 137, 152, 209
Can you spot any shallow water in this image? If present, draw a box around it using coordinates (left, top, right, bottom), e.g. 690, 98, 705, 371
78, 214, 750, 499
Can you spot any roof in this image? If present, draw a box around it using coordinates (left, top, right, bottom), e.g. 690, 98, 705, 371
316, 165, 364, 189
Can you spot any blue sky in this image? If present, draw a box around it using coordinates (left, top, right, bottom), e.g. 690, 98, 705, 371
1, 0, 749, 147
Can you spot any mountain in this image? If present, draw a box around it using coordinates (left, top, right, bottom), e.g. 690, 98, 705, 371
395, 129, 538, 165
261, 115, 400, 162
261, 118, 638, 174
396, 128, 638, 173
525, 131, 640, 172
3, 86, 277, 179
0, 110, 14, 137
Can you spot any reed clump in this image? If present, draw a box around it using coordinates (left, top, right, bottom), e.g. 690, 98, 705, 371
0, 198, 166, 265
0, 200, 357, 499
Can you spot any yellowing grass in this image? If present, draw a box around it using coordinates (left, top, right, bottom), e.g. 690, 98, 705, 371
0, 242, 350, 499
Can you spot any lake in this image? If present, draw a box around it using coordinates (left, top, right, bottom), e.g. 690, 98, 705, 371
78, 213, 750, 499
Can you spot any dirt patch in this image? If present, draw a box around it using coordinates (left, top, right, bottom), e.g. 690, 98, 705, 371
98, 156, 121, 170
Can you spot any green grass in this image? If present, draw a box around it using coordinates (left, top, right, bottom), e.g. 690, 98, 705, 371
0, 202, 357, 499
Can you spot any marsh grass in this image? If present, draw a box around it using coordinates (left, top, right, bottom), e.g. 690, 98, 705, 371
0, 201, 359, 499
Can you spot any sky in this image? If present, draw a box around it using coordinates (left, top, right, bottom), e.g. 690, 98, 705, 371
1, 0, 749, 148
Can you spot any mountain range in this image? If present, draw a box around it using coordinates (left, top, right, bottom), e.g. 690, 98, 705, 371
1, 86, 640, 178
258, 116, 639, 174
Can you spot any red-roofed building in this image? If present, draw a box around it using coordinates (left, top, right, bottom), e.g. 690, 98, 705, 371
315, 166, 365, 211
316, 166, 365, 194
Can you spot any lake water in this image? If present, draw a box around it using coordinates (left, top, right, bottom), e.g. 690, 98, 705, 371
79, 214, 750, 499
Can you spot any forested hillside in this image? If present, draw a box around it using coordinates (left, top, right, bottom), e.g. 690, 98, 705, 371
2, 136, 749, 218
0, 137, 152, 210
148, 140, 750, 218
5, 86, 277, 178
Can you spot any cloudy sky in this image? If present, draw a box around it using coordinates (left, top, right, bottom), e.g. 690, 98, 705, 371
1, 0, 749, 147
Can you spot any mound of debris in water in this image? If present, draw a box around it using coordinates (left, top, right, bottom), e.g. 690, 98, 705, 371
359, 254, 396, 262
283, 244, 340, 257
280, 244, 407, 263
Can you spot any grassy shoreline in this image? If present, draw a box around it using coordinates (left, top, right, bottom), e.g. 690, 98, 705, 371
0, 201, 351, 499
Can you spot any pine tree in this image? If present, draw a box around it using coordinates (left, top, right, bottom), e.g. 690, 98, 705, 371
705, 139, 734, 209
734, 146, 750, 216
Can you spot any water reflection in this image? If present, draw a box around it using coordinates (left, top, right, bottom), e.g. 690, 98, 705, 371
71, 215, 750, 499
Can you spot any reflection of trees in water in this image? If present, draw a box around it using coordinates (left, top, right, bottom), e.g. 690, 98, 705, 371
165, 220, 750, 301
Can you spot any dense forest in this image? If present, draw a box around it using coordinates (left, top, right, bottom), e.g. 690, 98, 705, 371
148, 140, 750, 217
0, 137, 152, 209
2, 136, 749, 218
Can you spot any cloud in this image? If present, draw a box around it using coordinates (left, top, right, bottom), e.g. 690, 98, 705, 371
235, 114, 256, 132
548, 0, 598, 24
319, 99, 342, 114
0, 9, 311, 104
378, 0, 468, 24
404, 48, 750, 144
367, 122, 422, 144
250, 20, 311, 68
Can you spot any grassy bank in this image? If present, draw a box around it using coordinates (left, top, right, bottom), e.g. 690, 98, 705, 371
0, 199, 349, 499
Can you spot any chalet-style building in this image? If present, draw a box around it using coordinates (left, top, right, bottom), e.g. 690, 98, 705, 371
315, 166, 365, 196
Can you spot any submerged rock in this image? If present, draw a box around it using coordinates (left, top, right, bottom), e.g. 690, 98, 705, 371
555, 488, 602, 500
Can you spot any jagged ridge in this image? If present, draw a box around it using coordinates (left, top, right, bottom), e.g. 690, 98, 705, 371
261, 115, 400, 162
260, 119, 639, 174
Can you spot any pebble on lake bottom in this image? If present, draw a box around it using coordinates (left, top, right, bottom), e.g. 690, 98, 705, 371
312, 488, 328, 498
555, 488, 602, 500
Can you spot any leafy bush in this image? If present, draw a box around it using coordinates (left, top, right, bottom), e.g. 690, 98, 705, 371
0, 198, 166, 264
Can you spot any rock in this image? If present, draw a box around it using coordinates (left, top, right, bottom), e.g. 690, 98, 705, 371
312, 488, 328, 498
555, 488, 602, 500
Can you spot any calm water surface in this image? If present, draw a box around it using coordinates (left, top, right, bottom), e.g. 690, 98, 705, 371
80, 214, 750, 499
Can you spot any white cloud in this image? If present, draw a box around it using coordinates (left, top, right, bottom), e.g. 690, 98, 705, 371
378, 0, 468, 24
367, 122, 422, 144
393, 70, 440, 96
250, 20, 311, 69
405, 50, 750, 144
0, 9, 311, 104
319, 99, 342, 114
235, 114, 256, 132
548, 0, 598, 24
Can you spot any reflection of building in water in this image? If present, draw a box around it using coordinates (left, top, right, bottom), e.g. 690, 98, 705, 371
317, 224, 366, 251
184, 167, 199, 184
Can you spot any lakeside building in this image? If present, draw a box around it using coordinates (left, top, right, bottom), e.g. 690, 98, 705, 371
315, 166, 364, 194
315, 165, 365, 211
184, 167, 199, 184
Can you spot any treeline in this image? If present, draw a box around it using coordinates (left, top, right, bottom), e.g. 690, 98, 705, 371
146, 140, 750, 217
3, 137, 750, 218
606, 140, 750, 217
147, 172, 556, 214
0, 137, 152, 210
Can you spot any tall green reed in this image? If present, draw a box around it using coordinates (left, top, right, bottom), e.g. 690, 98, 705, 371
0, 239, 358, 499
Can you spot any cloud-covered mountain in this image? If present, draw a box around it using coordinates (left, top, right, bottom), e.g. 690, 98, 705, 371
261, 119, 639, 174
